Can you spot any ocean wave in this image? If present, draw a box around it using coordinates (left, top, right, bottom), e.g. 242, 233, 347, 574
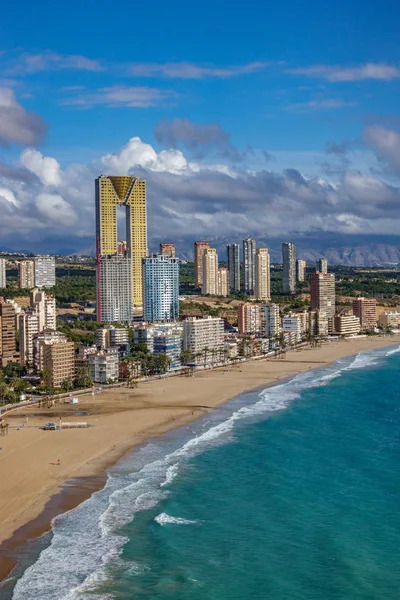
11, 345, 389, 600
154, 512, 198, 525
386, 345, 400, 356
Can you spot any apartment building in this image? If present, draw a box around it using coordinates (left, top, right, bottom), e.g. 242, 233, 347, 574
264, 304, 280, 338
255, 248, 270, 301
89, 349, 119, 383
43, 341, 75, 388
296, 259, 306, 282
194, 241, 209, 288
34, 255, 56, 288
352, 297, 377, 330
334, 315, 361, 337
183, 316, 224, 364
227, 243, 240, 293
218, 267, 229, 297
202, 248, 219, 295
19, 260, 35, 289
238, 303, 261, 334
282, 242, 296, 294
143, 255, 179, 322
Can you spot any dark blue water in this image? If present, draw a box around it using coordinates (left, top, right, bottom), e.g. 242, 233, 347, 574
8, 345, 400, 600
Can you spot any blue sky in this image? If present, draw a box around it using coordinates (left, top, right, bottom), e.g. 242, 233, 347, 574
1, 0, 400, 252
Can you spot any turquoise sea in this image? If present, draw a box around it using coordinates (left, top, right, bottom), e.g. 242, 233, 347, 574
4, 344, 400, 600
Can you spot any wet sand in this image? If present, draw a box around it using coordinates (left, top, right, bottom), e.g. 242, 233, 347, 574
0, 335, 399, 581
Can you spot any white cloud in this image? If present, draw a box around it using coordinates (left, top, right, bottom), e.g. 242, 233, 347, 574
20, 148, 62, 186
287, 63, 400, 82
363, 125, 400, 170
100, 136, 187, 174
284, 98, 357, 112
7, 52, 103, 74
36, 193, 77, 225
128, 61, 269, 79
0, 187, 18, 206
0, 87, 46, 146
62, 86, 177, 108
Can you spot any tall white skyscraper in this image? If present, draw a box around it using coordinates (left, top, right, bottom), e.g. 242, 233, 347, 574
243, 238, 256, 295
202, 248, 219, 295
227, 243, 240, 293
0, 259, 6, 288
282, 242, 296, 294
296, 259, 306, 282
255, 248, 271, 301
99, 255, 132, 323
142, 255, 179, 322
34, 255, 56, 288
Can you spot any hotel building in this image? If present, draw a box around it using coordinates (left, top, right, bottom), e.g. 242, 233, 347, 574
310, 272, 336, 330
334, 315, 361, 337
183, 316, 224, 364
34, 255, 56, 288
243, 238, 256, 295
202, 248, 219, 295
43, 341, 75, 388
352, 297, 377, 330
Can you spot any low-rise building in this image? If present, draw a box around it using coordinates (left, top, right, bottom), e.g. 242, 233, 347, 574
282, 315, 302, 343
378, 311, 400, 329
334, 315, 361, 337
89, 349, 119, 383
153, 330, 183, 369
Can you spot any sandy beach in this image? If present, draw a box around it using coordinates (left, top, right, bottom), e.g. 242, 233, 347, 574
0, 334, 399, 579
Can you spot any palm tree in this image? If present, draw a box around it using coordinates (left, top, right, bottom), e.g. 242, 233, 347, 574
0, 382, 9, 407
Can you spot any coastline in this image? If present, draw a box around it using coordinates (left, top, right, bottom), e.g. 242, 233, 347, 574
1, 334, 399, 583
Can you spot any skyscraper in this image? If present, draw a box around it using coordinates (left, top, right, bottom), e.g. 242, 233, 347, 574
202, 248, 219, 295
316, 258, 328, 274
34, 255, 56, 288
19, 260, 35, 289
0, 259, 6, 288
194, 241, 210, 288
243, 238, 256, 295
296, 259, 306, 282
227, 243, 240, 293
218, 267, 229, 297
143, 255, 179, 322
255, 248, 271, 301
352, 297, 377, 330
99, 255, 132, 323
160, 243, 176, 258
310, 272, 336, 331
282, 242, 296, 294
95, 175, 147, 319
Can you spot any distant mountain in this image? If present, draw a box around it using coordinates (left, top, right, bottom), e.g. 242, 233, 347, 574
1, 233, 400, 266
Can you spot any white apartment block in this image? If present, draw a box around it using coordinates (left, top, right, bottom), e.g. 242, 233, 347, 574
89, 349, 119, 383
0, 258, 6, 288
378, 311, 400, 329
296, 259, 306, 282
98, 255, 132, 323
218, 267, 229, 297
282, 242, 296, 293
183, 316, 224, 364
19, 260, 35, 289
34, 255, 56, 288
282, 316, 302, 343
264, 304, 280, 338
19, 311, 40, 367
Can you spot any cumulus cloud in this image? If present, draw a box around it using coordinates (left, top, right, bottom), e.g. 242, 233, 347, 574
287, 63, 400, 82
20, 148, 62, 185
2, 134, 400, 250
36, 193, 77, 225
363, 125, 400, 170
128, 61, 269, 79
62, 85, 176, 108
154, 118, 242, 160
0, 87, 46, 146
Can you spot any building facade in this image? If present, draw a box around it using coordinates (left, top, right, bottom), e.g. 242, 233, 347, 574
352, 297, 377, 330
243, 238, 256, 296
282, 242, 296, 294
0, 259, 6, 288
227, 243, 240, 293
310, 272, 336, 330
43, 341, 75, 388
202, 248, 219, 295
296, 259, 306, 282
255, 248, 271, 301
334, 315, 361, 337
238, 303, 261, 334
33, 330, 68, 373
143, 255, 179, 322
34, 255, 56, 288
95, 175, 147, 317
218, 267, 229, 297
378, 311, 400, 329
183, 316, 224, 364
99, 255, 132, 323
264, 304, 280, 338
153, 330, 183, 369
194, 241, 209, 288
19, 260, 35, 289
0, 297, 17, 367
159, 243, 176, 258
282, 316, 302, 343
89, 349, 119, 383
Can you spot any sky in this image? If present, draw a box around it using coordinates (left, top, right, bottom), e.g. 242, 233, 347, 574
1, 0, 400, 254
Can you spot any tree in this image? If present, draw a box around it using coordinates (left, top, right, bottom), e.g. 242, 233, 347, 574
180, 350, 192, 365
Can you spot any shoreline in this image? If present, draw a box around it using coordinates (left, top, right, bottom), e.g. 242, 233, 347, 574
1, 334, 399, 584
